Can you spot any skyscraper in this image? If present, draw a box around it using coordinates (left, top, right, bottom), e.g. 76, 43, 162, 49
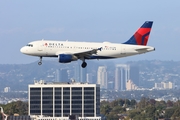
56, 69, 60, 82
80, 67, 87, 83
74, 63, 87, 83
115, 64, 129, 91
129, 65, 139, 86
86, 73, 93, 83
97, 66, 107, 89
74, 63, 80, 82
59, 69, 69, 82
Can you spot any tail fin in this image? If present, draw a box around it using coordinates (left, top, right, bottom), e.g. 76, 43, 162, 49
123, 21, 153, 46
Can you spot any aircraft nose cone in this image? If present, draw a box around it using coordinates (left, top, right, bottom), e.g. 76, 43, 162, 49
20, 47, 26, 53
20, 47, 23, 53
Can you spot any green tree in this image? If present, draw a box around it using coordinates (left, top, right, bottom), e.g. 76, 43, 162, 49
130, 99, 137, 106
100, 104, 111, 116
4, 101, 28, 115
145, 106, 156, 119
133, 113, 146, 120
112, 106, 126, 114
110, 99, 119, 108
117, 99, 125, 106
167, 100, 173, 107
128, 109, 141, 119
164, 108, 175, 119
155, 100, 166, 111
137, 97, 149, 109
172, 107, 180, 120
106, 111, 119, 120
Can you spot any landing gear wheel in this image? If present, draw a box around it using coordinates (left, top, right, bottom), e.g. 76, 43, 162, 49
38, 62, 42, 65
81, 62, 87, 68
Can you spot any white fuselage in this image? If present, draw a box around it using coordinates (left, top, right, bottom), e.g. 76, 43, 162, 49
20, 40, 155, 59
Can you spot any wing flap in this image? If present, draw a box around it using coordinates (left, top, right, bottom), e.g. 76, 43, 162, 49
74, 48, 102, 58
55, 47, 102, 58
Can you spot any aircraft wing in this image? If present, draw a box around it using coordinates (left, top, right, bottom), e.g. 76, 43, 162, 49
74, 47, 102, 58
55, 47, 102, 58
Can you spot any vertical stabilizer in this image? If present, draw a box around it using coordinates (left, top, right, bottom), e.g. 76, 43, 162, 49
123, 21, 153, 46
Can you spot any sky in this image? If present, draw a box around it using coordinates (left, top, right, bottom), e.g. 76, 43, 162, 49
0, 0, 180, 64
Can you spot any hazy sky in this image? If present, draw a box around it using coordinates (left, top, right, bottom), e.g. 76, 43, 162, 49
0, 0, 180, 64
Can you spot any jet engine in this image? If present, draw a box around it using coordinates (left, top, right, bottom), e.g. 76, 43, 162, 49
58, 54, 78, 63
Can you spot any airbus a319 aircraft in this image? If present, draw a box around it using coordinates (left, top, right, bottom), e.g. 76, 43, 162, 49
20, 21, 155, 68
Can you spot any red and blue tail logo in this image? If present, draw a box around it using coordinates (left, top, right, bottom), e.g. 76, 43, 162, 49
123, 21, 153, 46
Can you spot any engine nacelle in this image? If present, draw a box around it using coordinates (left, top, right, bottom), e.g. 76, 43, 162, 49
58, 54, 78, 63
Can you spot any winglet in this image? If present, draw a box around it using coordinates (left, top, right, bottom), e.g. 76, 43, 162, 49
123, 21, 153, 46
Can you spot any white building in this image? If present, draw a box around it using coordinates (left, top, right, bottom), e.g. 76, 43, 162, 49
115, 64, 129, 91
4, 87, 10, 93
29, 80, 101, 120
86, 73, 93, 83
97, 66, 107, 89
126, 80, 138, 90
154, 82, 174, 89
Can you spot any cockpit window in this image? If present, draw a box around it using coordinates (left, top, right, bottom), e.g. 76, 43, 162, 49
26, 44, 33, 47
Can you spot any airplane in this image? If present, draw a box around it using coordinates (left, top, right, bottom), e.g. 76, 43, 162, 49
20, 21, 155, 68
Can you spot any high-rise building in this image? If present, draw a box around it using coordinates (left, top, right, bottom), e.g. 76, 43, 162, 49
56, 69, 60, 82
108, 81, 114, 90
74, 63, 87, 83
59, 69, 69, 82
129, 65, 139, 86
4, 87, 10, 93
87, 73, 93, 83
126, 80, 138, 90
115, 64, 129, 91
97, 66, 107, 89
29, 80, 101, 120
80, 67, 87, 83
154, 82, 174, 89
74, 63, 80, 82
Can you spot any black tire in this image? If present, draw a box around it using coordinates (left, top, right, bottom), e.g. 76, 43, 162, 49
81, 62, 87, 68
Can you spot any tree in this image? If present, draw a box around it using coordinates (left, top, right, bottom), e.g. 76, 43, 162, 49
137, 97, 149, 109
117, 99, 125, 106
4, 101, 28, 115
106, 111, 119, 120
130, 99, 137, 107
133, 113, 146, 120
172, 107, 180, 119
128, 109, 141, 119
167, 100, 173, 107
112, 106, 126, 114
145, 106, 156, 119
164, 108, 175, 119
149, 99, 156, 106
110, 100, 119, 108
155, 100, 166, 112
100, 104, 111, 116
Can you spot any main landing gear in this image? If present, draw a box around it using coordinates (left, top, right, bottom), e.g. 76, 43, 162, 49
81, 57, 87, 68
81, 62, 87, 68
38, 56, 42, 65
